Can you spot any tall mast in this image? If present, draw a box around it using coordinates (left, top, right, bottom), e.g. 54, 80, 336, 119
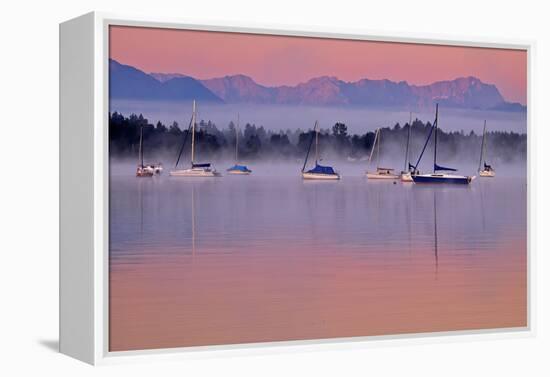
404, 112, 412, 171
191, 100, 196, 164
315, 124, 319, 163
478, 120, 486, 171
301, 121, 317, 173
368, 128, 379, 165
235, 113, 239, 163
377, 128, 381, 169
139, 125, 144, 168
433, 104, 439, 173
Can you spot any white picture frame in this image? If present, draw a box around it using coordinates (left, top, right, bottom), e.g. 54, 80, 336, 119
59, 11, 534, 365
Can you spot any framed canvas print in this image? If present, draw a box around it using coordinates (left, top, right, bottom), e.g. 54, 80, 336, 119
60, 12, 532, 365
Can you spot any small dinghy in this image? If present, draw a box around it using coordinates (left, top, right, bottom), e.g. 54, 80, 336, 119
301, 121, 340, 180
411, 104, 474, 184
366, 128, 399, 180
170, 100, 221, 177
478, 121, 496, 178
227, 114, 252, 175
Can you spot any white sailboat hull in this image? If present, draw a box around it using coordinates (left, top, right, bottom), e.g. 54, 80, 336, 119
479, 169, 496, 177
136, 167, 154, 177
400, 172, 414, 182
170, 167, 221, 177
227, 169, 251, 175
302, 172, 341, 180
366, 172, 399, 180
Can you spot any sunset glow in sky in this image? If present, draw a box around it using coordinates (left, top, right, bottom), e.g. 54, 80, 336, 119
110, 26, 527, 104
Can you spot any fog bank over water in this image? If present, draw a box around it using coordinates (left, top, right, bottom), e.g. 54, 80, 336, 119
110, 100, 527, 134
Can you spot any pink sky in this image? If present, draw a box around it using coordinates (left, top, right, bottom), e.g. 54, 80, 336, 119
110, 25, 527, 104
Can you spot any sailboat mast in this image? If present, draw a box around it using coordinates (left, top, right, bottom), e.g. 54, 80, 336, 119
139, 125, 144, 168
479, 120, 486, 171
191, 100, 196, 165
235, 113, 239, 163
368, 129, 379, 165
404, 112, 412, 171
315, 125, 319, 163
377, 128, 381, 169
433, 104, 439, 174
301, 121, 317, 173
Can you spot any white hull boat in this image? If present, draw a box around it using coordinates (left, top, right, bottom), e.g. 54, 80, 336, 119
136, 124, 162, 177
169, 100, 221, 178
400, 171, 413, 182
366, 169, 399, 179
479, 169, 495, 178
365, 128, 398, 180
170, 167, 221, 177
478, 121, 496, 178
301, 121, 340, 180
302, 171, 340, 180
227, 169, 251, 175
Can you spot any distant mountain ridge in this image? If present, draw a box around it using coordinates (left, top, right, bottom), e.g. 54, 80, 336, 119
109, 60, 222, 102
110, 59, 525, 111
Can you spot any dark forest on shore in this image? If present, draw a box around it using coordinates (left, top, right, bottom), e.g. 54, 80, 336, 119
109, 112, 527, 165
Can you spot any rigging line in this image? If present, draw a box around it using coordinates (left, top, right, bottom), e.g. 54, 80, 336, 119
174, 114, 194, 169
412, 104, 438, 170
302, 121, 318, 172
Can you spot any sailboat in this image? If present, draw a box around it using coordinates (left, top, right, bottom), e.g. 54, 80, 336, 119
411, 104, 475, 184
400, 112, 414, 182
365, 128, 399, 179
301, 121, 340, 180
227, 114, 252, 175
169, 100, 221, 177
478, 120, 496, 177
136, 125, 155, 177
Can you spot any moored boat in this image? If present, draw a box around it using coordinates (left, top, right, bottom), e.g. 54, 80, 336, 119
411, 104, 474, 185
478, 120, 496, 178
301, 121, 340, 180
136, 125, 154, 177
227, 114, 252, 175
412, 173, 474, 184
366, 167, 399, 180
365, 128, 399, 180
169, 100, 221, 177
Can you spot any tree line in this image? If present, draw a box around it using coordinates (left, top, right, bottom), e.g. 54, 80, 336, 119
109, 112, 527, 165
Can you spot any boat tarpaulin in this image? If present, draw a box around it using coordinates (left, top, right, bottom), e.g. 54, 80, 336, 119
307, 163, 336, 175
227, 164, 251, 172
434, 163, 457, 172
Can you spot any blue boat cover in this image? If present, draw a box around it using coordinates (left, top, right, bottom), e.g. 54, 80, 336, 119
193, 163, 211, 168
227, 164, 251, 172
307, 163, 336, 175
434, 163, 457, 172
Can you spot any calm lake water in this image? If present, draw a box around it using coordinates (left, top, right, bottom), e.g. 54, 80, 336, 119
109, 162, 527, 351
